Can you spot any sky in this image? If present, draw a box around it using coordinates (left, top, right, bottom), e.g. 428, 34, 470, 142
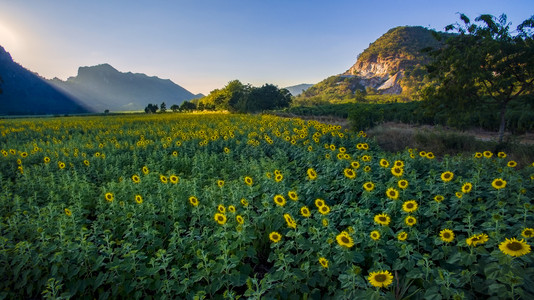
0, 0, 532, 95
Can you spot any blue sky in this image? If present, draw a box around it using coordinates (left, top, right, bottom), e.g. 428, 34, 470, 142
0, 0, 532, 94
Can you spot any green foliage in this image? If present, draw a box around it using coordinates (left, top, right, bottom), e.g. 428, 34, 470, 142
422, 13, 534, 142
144, 103, 158, 114
0, 113, 533, 299
198, 80, 291, 113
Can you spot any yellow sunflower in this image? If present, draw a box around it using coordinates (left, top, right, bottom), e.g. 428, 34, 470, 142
402, 200, 418, 213
318, 257, 328, 268
483, 151, 493, 158
269, 231, 282, 243
455, 192, 463, 199
439, 229, 454, 243
370, 230, 380, 241
434, 195, 444, 203
507, 161, 517, 168
283, 213, 297, 229
368, 270, 394, 288
135, 195, 143, 204
521, 228, 534, 238
64, 208, 72, 216
300, 206, 311, 217
315, 199, 325, 208
491, 178, 507, 190
214, 213, 227, 225
351, 161, 360, 169
379, 159, 390, 168
364, 166, 371, 172
44, 156, 51, 163
394, 160, 404, 168
228, 205, 236, 213
288, 191, 298, 201
343, 168, 356, 179
142, 166, 149, 175
391, 167, 403, 177
169, 175, 179, 184
58, 161, 66, 169
363, 181, 375, 192
374, 213, 391, 226
83, 160, 90, 166
466, 233, 489, 246
426, 152, 435, 159
217, 204, 226, 213
441, 171, 454, 182
307, 168, 317, 180
386, 187, 399, 200
318, 204, 331, 215
240, 198, 248, 207
217, 180, 225, 188
236, 215, 244, 224
461, 182, 473, 193
497, 151, 506, 158
405, 216, 417, 227
189, 196, 199, 207
160, 175, 168, 184
273, 195, 286, 207
322, 218, 329, 227
336, 231, 354, 248
499, 238, 531, 257
397, 179, 409, 190
474, 152, 483, 158
397, 231, 408, 241
105, 192, 114, 202
275, 174, 284, 182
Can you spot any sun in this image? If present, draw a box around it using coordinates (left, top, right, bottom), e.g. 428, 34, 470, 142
0, 22, 20, 52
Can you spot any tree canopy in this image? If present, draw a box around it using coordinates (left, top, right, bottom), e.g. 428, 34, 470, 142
198, 80, 292, 113
422, 13, 534, 142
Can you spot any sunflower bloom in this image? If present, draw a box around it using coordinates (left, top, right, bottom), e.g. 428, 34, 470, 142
269, 231, 282, 243
273, 195, 286, 207
244, 176, 253, 186
483, 151, 493, 158
441, 171, 454, 182
343, 168, 356, 179
214, 213, 227, 225
135, 195, 143, 204
160, 175, 168, 184
64, 208, 72, 216
461, 182, 473, 193
300, 206, 311, 217
397, 179, 409, 189
405, 216, 417, 227
391, 167, 403, 177
439, 229, 454, 243
217, 180, 225, 188
283, 213, 297, 229
363, 181, 375, 192
497, 151, 506, 158
368, 270, 394, 288
466, 233, 489, 246
288, 191, 298, 201
217, 204, 226, 213
499, 238, 531, 257
521, 228, 534, 238
142, 166, 149, 175
386, 188, 399, 200
491, 178, 506, 190
402, 200, 418, 213
379, 159, 389, 168
240, 198, 248, 207
397, 231, 408, 241
275, 174, 284, 182
434, 195, 444, 203
315, 199, 325, 208
228, 205, 236, 213
507, 161, 517, 168
318, 257, 328, 268
189, 196, 199, 207
307, 168, 317, 180
105, 192, 114, 202
336, 231, 354, 248
318, 204, 330, 215
236, 215, 244, 224
131, 174, 140, 183
370, 230, 380, 241
374, 213, 391, 226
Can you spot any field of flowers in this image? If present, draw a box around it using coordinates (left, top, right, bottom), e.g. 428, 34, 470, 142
0, 113, 533, 299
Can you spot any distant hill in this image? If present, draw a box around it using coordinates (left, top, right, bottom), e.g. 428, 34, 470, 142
284, 84, 313, 96
0, 46, 91, 115
298, 26, 450, 102
48, 64, 203, 112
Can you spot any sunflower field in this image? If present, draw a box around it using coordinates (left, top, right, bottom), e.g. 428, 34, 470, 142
0, 113, 533, 299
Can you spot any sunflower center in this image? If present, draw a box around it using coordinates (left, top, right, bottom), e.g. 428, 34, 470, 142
218, 216, 224, 221
375, 274, 387, 282
406, 203, 414, 209
443, 233, 451, 238
525, 230, 533, 236
379, 217, 386, 222
507, 242, 524, 251
341, 236, 350, 243
496, 180, 503, 186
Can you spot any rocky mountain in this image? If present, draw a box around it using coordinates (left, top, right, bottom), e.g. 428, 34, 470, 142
0, 46, 91, 115
298, 26, 449, 101
48, 64, 203, 112
284, 83, 314, 96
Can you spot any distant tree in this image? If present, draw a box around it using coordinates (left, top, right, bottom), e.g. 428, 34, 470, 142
104, 109, 109, 114
180, 101, 196, 112
0, 75, 3, 94
170, 104, 180, 112
244, 84, 292, 113
160, 102, 167, 113
422, 13, 534, 142
197, 102, 205, 111
144, 103, 158, 113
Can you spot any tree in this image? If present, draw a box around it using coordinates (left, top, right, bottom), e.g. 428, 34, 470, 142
422, 14, 534, 142
180, 101, 196, 112
170, 104, 180, 112
144, 103, 158, 113
160, 102, 167, 113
